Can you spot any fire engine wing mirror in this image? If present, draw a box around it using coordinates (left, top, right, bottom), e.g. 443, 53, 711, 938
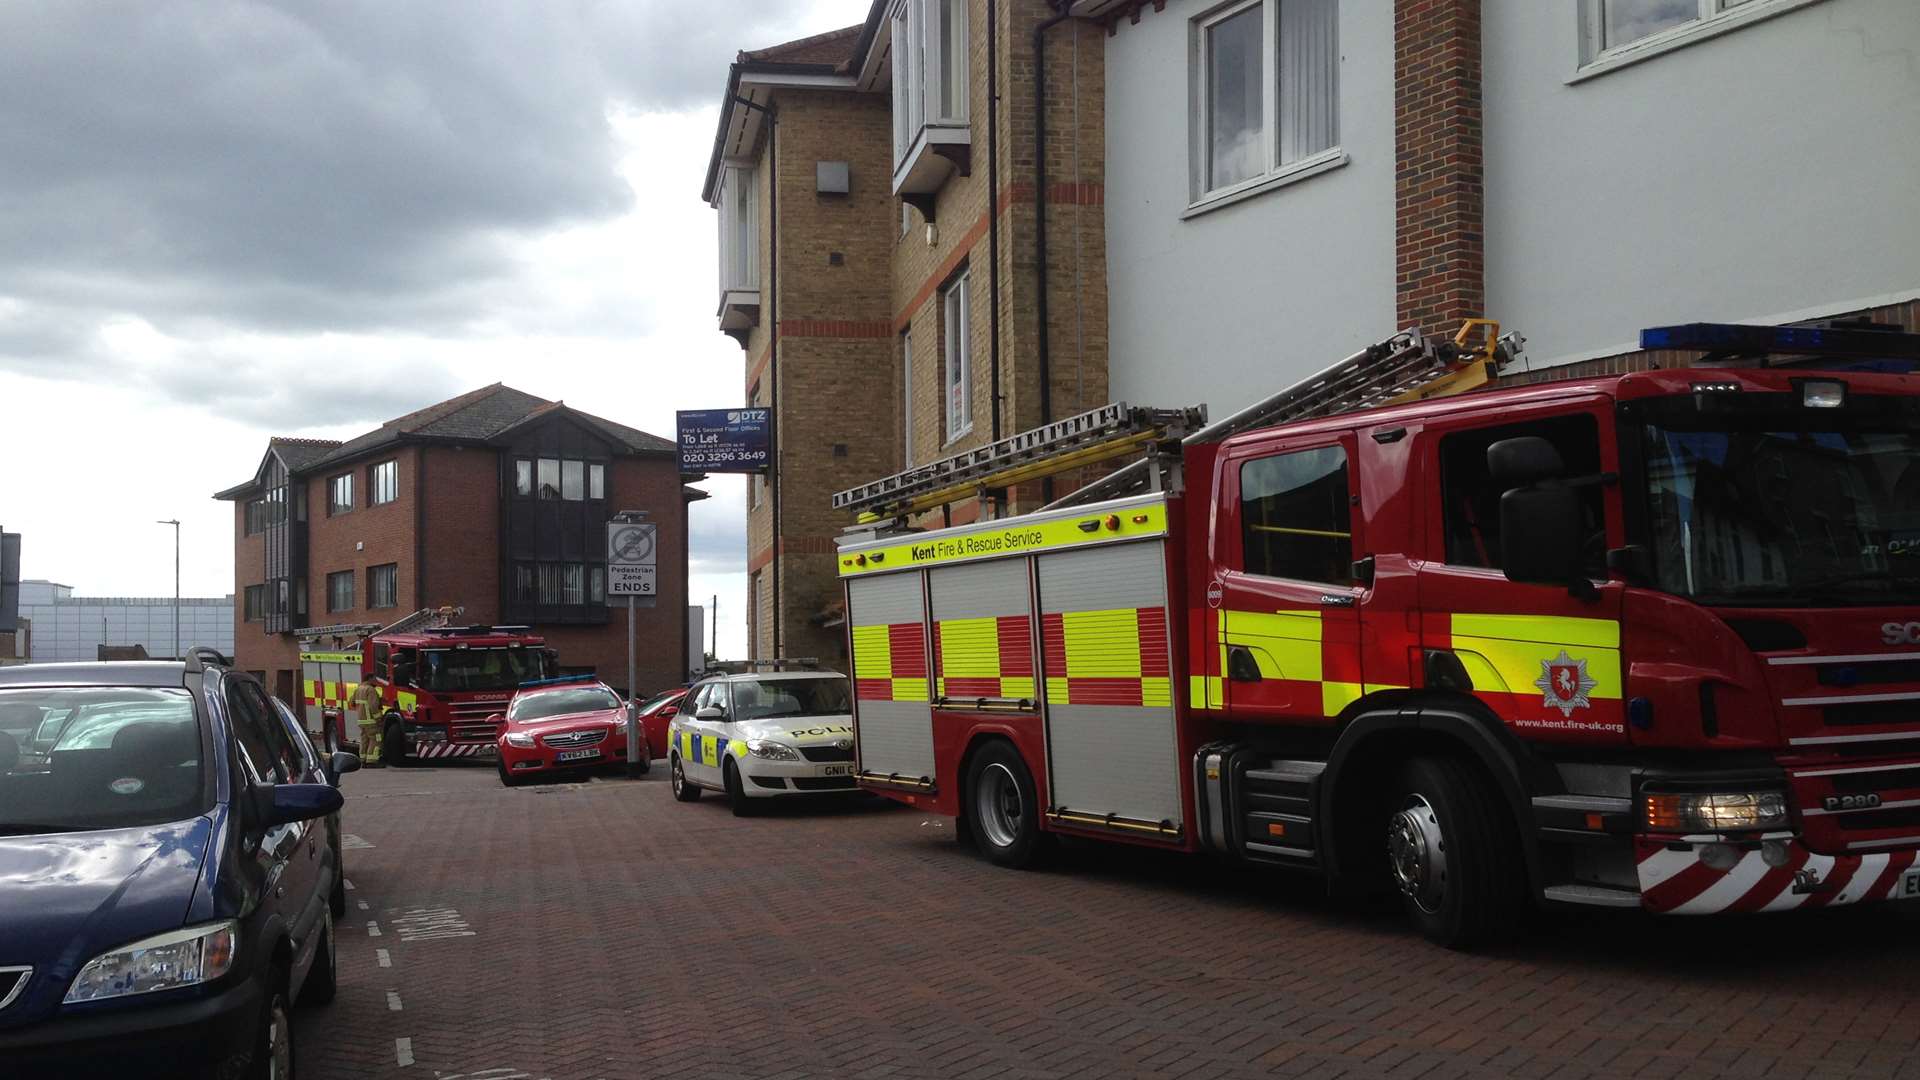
1498, 484, 1589, 593
695, 705, 726, 720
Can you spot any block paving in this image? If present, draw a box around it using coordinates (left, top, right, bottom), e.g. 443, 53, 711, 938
299, 765, 1920, 1079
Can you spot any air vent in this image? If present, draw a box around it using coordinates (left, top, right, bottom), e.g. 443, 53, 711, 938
1722, 618, 1807, 652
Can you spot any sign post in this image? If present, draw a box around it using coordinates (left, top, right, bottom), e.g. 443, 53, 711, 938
608, 513, 657, 777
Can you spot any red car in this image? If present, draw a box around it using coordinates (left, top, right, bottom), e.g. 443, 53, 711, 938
634, 686, 688, 760
494, 678, 640, 786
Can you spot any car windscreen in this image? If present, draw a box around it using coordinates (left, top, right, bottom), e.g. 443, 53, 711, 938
418, 647, 547, 693
510, 687, 619, 721
0, 688, 208, 834
730, 677, 852, 721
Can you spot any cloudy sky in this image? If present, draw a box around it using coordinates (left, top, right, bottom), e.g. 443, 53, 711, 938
0, 0, 873, 660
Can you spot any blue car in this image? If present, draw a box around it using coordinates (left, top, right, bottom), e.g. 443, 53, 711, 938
0, 650, 358, 1078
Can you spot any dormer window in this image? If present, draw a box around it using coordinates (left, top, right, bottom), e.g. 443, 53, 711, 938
715, 165, 760, 333
891, 0, 970, 196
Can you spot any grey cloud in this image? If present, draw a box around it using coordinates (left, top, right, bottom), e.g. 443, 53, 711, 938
0, 0, 859, 378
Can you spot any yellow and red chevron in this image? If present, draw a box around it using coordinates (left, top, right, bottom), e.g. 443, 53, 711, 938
934, 615, 1035, 700
852, 622, 929, 703
1041, 607, 1172, 707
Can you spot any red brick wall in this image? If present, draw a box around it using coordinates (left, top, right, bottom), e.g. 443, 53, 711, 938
1395, 0, 1484, 338
418, 446, 498, 622
307, 447, 423, 627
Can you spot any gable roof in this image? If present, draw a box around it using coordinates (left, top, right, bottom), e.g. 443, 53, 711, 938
216, 384, 674, 500
701, 20, 876, 203
741, 24, 863, 66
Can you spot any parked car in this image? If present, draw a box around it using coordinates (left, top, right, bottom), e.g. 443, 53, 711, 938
668, 669, 857, 815
0, 652, 359, 1077
494, 677, 642, 786
270, 695, 351, 921
634, 686, 688, 760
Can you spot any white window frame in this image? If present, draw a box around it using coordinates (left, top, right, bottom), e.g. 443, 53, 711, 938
1186, 0, 1345, 218
942, 270, 972, 444
715, 165, 760, 327
890, 0, 970, 194
1573, 0, 1828, 81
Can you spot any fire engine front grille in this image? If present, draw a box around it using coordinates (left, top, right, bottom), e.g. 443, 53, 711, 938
1824, 702, 1920, 727
542, 729, 608, 749
799, 745, 854, 763
451, 720, 502, 743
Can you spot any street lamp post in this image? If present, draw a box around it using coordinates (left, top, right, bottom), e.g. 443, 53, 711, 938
157, 520, 180, 660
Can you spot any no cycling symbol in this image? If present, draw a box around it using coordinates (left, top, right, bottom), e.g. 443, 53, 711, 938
611, 525, 655, 564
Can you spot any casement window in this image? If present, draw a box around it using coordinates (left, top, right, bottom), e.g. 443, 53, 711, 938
941, 270, 972, 443
368, 563, 398, 609
512, 562, 603, 606
749, 571, 761, 658
369, 460, 398, 506
1190, 0, 1340, 208
1438, 415, 1607, 577
1240, 445, 1352, 585
1576, 0, 1821, 71
890, 0, 970, 194
517, 457, 605, 502
244, 499, 265, 536
325, 570, 355, 613
327, 473, 353, 516
716, 165, 759, 330
243, 585, 266, 622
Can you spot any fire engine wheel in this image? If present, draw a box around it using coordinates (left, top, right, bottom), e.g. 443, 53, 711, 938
965, 741, 1050, 870
1386, 756, 1523, 949
670, 754, 701, 802
384, 719, 410, 767
724, 760, 759, 817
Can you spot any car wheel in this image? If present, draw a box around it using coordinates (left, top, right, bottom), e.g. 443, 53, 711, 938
965, 740, 1052, 870
724, 759, 758, 817
249, 966, 295, 1080
385, 719, 409, 767
1385, 756, 1525, 949
670, 754, 700, 802
497, 760, 524, 788
301, 911, 338, 1006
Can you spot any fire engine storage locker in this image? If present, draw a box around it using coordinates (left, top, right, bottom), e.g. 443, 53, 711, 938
301, 647, 362, 737
929, 559, 1035, 709
848, 571, 934, 783
1035, 537, 1182, 834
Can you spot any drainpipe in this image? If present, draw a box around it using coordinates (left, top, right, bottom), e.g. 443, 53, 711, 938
1032, 2, 1072, 500
737, 95, 780, 659
987, 0, 1002, 445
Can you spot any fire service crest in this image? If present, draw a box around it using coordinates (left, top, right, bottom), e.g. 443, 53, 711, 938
1535, 650, 1597, 717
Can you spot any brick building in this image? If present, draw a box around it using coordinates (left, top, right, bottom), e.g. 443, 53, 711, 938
215, 384, 698, 703
705, 1, 1111, 663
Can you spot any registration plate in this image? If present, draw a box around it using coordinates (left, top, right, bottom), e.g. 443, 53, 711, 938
1901, 867, 1920, 901
821, 765, 854, 777
556, 748, 602, 763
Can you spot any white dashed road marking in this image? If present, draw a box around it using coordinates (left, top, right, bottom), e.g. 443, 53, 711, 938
376, 948, 392, 968
357, 900, 370, 910
343, 878, 356, 891
391, 906, 474, 942
342, 834, 375, 850
366, 921, 383, 938
387, 990, 403, 1011
395, 1038, 414, 1067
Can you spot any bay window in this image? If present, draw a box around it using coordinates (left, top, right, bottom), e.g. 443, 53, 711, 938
890, 0, 970, 194
715, 165, 759, 331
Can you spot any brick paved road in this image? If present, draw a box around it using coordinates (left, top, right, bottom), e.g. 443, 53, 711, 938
300, 765, 1920, 1080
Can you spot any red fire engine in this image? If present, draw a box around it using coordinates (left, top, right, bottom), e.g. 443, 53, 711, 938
299, 606, 555, 764
836, 320, 1920, 946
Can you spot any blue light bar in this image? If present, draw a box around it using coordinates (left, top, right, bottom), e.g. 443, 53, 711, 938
1641, 322, 1920, 359
516, 673, 600, 689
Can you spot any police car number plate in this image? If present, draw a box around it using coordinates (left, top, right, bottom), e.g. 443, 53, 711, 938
821, 765, 853, 777
556, 748, 601, 763
1901, 867, 1920, 901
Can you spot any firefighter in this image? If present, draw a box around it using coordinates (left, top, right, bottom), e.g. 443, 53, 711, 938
354, 679, 386, 767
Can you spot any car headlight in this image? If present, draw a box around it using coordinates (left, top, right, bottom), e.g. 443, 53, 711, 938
746, 739, 800, 761
65, 920, 238, 1003
1643, 790, 1789, 833
504, 732, 536, 748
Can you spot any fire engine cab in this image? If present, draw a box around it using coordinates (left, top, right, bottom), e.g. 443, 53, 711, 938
299, 607, 555, 764
836, 320, 1920, 947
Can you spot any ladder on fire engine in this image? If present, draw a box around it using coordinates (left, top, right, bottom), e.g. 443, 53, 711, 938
296, 605, 466, 646
833, 321, 1524, 524
1047, 320, 1526, 509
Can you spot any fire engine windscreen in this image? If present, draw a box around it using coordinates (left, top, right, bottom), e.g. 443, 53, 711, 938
1637, 394, 1920, 605
418, 648, 549, 693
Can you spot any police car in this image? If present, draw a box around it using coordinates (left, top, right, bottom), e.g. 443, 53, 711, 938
668, 666, 856, 815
